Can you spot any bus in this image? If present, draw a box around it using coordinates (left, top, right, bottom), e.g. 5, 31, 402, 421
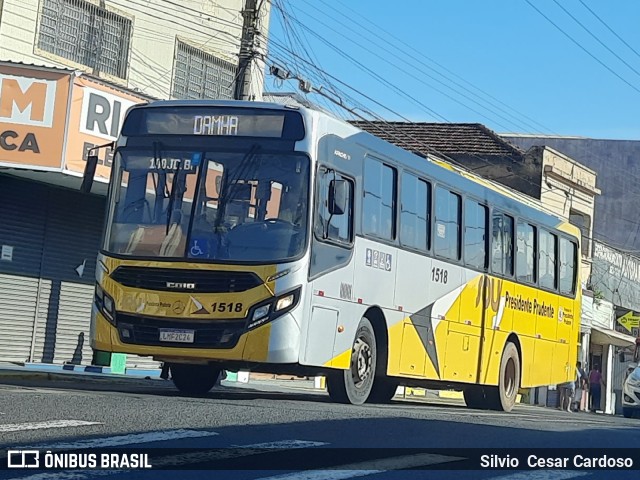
81, 99, 581, 412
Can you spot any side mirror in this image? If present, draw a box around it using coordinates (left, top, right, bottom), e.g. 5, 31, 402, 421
81, 154, 99, 194
328, 179, 348, 215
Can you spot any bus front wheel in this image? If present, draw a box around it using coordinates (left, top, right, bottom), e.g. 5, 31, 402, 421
464, 385, 489, 409
170, 363, 221, 395
327, 317, 377, 405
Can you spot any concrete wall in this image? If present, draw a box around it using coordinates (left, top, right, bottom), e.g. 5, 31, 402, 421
0, 0, 269, 100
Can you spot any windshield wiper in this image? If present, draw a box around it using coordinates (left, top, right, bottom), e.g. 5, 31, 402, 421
214, 144, 261, 229
165, 153, 184, 235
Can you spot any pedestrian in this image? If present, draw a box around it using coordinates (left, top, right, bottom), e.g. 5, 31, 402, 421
588, 364, 605, 412
576, 361, 587, 411
559, 380, 574, 412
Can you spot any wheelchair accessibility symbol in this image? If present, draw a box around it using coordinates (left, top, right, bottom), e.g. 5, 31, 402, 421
190, 240, 205, 257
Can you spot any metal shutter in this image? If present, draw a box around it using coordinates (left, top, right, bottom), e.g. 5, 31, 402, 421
0, 176, 48, 363
125, 353, 162, 371
33, 187, 105, 365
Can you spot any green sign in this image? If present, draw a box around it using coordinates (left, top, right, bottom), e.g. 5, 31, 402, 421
617, 311, 640, 333
110, 353, 127, 375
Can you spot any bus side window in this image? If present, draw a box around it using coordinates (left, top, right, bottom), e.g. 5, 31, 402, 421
434, 186, 461, 260
516, 221, 536, 283
559, 238, 577, 295
539, 229, 558, 290
363, 158, 397, 240
315, 169, 353, 244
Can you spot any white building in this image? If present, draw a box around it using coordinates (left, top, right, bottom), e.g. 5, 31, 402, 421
0, 0, 269, 101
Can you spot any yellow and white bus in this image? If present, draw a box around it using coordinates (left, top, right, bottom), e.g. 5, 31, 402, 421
82, 100, 581, 411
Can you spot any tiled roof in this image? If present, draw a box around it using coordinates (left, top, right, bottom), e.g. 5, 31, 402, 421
349, 121, 525, 158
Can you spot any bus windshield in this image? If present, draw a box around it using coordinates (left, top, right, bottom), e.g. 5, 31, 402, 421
105, 146, 310, 263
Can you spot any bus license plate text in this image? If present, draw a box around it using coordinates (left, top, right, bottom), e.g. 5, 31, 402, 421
159, 329, 195, 343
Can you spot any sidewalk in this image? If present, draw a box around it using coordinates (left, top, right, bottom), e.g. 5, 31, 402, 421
0, 362, 163, 382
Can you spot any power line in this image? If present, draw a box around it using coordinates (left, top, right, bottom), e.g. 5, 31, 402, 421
578, 0, 640, 63
524, 0, 640, 95
551, 0, 640, 80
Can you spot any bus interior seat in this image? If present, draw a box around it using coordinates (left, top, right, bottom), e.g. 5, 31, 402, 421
159, 210, 184, 257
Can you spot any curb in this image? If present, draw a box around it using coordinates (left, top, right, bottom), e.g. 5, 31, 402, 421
0, 364, 163, 382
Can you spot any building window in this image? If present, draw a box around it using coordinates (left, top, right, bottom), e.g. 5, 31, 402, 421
492, 212, 514, 276
400, 172, 430, 251
38, 0, 132, 79
172, 40, 238, 100
539, 229, 558, 290
434, 186, 461, 260
569, 210, 591, 257
363, 158, 396, 241
516, 221, 536, 283
464, 200, 487, 269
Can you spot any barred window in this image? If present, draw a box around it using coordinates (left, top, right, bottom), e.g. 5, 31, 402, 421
172, 41, 238, 100
38, 0, 132, 79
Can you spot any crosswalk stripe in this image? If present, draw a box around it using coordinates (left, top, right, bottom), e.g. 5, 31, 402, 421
253, 453, 464, 480
0, 420, 102, 433
14, 429, 219, 450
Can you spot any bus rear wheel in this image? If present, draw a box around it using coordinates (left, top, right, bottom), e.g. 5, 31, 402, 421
170, 363, 221, 395
327, 318, 377, 405
487, 342, 520, 412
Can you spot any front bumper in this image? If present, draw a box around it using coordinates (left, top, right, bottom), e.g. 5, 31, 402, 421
622, 381, 640, 407
90, 308, 300, 363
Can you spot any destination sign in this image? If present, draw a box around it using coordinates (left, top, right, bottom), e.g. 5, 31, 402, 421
121, 107, 301, 139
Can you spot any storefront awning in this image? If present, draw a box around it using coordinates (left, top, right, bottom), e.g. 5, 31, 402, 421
591, 326, 636, 347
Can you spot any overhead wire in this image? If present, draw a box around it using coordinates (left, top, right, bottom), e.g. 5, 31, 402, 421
550, 0, 640, 80
577, 0, 640, 63
523, 0, 640, 95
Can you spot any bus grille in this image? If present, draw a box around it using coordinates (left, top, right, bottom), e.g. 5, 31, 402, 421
116, 313, 245, 349
110, 267, 263, 293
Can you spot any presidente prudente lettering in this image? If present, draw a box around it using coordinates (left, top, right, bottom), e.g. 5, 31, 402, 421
504, 291, 555, 318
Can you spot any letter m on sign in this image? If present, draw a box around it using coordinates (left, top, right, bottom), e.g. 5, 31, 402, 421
0, 74, 57, 127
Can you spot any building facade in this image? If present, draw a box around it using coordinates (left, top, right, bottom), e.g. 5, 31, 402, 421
0, 0, 269, 101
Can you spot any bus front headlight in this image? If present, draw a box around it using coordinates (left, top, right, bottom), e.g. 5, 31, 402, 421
252, 304, 270, 322
247, 287, 301, 331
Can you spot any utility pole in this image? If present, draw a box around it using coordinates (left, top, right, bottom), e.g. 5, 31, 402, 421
234, 0, 260, 100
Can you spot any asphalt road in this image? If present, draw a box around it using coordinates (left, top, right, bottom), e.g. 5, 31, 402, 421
0, 376, 639, 480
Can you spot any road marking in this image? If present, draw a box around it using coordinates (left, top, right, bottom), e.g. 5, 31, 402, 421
253, 453, 464, 480
9, 439, 329, 480
0, 420, 102, 433
16, 429, 219, 450
494, 471, 590, 480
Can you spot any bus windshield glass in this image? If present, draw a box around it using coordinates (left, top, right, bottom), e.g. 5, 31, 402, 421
105, 147, 310, 263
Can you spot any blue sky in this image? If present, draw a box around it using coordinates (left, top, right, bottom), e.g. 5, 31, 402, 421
266, 0, 640, 140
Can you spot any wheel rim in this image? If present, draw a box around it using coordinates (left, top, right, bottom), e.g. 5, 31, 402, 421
351, 336, 372, 387
504, 357, 516, 398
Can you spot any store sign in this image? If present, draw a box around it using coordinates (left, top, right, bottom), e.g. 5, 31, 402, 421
0, 74, 57, 128
80, 87, 138, 141
64, 77, 147, 179
0, 66, 70, 169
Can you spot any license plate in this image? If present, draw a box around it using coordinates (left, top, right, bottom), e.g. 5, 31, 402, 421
159, 329, 195, 343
